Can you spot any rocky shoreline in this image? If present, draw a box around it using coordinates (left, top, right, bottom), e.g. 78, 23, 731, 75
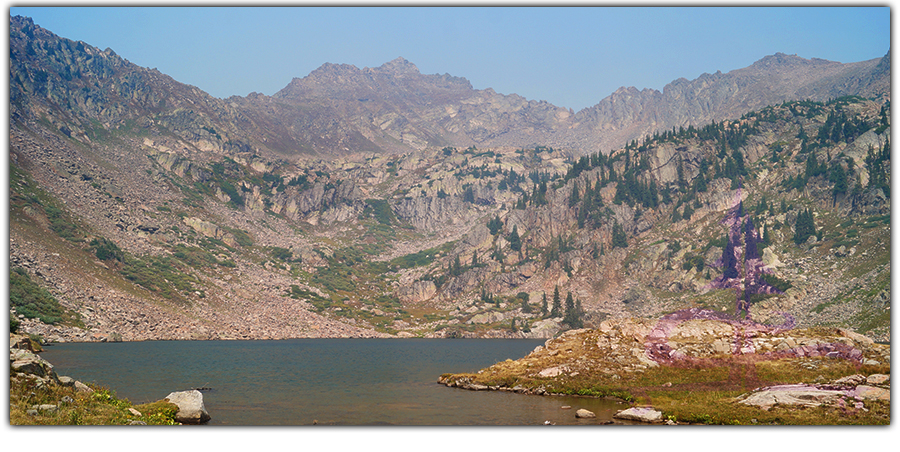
9, 333, 212, 424
438, 315, 891, 424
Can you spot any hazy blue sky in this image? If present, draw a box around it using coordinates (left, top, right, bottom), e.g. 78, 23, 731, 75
9, 5, 890, 111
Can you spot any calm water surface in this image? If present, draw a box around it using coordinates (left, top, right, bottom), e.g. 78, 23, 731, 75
43, 339, 628, 425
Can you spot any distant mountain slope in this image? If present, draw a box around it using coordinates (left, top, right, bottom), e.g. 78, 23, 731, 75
8, 15, 891, 343
566, 52, 890, 152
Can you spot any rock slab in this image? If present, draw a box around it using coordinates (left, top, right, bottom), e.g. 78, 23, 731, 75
738, 384, 855, 409
614, 407, 663, 423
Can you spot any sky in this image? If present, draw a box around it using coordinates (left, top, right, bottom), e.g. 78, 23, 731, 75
8, 4, 891, 112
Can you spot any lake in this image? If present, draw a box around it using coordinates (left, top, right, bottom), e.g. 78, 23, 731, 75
42, 338, 630, 425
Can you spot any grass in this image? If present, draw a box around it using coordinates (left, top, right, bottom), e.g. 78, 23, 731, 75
9, 377, 179, 425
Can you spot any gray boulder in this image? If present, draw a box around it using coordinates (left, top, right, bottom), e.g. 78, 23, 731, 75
575, 409, 596, 418
614, 407, 663, 423
10, 349, 58, 382
165, 390, 211, 424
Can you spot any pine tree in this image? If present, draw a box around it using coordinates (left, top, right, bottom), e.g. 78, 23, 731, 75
522, 298, 532, 313
682, 204, 694, 221
568, 180, 580, 207
829, 161, 847, 203
540, 293, 548, 317
793, 208, 816, 245
487, 215, 503, 235
508, 225, 522, 252
611, 221, 628, 248
562, 292, 575, 325
550, 286, 561, 317
450, 255, 462, 276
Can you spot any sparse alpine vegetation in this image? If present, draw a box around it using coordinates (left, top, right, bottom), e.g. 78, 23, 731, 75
6, 15, 890, 347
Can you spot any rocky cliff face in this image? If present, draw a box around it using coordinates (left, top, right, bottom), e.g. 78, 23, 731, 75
8, 15, 891, 343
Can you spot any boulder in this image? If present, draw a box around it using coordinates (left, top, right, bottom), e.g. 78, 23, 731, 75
834, 374, 867, 386
575, 409, 596, 418
614, 407, 663, 423
538, 366, 564, 378
838, 328, 874, 346
74, 380, 94, 393
10, 334, 40, 351
10, 349, 58, 382
852, 385, 890, 402
165, 390, 211, 424
866, 374, 890, 385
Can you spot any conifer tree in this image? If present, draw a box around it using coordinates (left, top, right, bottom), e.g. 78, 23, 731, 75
793, 208, 816, 245
611, 221, 628, 248
550, 286, 561, 317
508, 225, 522, 252
450, 254, 462, 276
540, 293, 548, 317
568, 180, 580, 207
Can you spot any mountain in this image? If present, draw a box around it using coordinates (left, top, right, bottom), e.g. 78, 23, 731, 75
8, 15, 891, 344
569, 52, 891, 152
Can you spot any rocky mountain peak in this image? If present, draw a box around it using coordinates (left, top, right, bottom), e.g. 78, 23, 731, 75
372, 56, 420, 75
749, 52, 835, 71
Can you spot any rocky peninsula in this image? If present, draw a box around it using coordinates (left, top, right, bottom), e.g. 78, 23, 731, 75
439, 313, 890, 424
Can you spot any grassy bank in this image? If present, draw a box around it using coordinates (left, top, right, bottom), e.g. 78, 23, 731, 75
9, 374, 181, 425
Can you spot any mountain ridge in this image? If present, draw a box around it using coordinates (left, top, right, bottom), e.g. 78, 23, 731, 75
7, 15, 891, 344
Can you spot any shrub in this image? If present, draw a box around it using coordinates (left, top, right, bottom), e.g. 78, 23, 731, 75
89, 237, 123, 262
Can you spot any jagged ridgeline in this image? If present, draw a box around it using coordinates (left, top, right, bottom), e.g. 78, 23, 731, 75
8, 15, 890, 341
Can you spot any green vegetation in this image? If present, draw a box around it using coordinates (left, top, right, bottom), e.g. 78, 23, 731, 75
9, 268, 83, 327
10, 163, 85, 242
120, 254, 203, 303
611, 221, 628, 248
793, 208, 817, 245
9, 379, 179, 425
89, 237, 123, 262
390, 243, 452, 269
365, 198, 397, 225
